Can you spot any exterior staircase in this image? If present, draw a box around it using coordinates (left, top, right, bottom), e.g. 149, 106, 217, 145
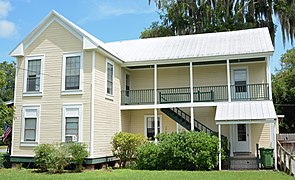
161, 107, 215, 134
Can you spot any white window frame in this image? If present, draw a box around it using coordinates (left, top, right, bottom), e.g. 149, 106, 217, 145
21, 105, 40, 146
144, 115, 162, 138
23, 55, 44, 96
62, 104, 83, 142
231, 66, 249, 85
105, 59, 114, 97
62, 52, 83, 95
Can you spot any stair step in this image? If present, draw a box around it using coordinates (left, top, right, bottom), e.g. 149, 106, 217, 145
230, 158, 258, 170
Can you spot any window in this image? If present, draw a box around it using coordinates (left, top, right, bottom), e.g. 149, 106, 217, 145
237, 124, 247, 141
62, 53, 83, 93
106, 61, 114, 96
126, 74, 130, 97
22, 106, 40, 144
62, 105, 82, 142
144, 115, 162, 140
234, 69, 247, 93
24, 56, 43, 94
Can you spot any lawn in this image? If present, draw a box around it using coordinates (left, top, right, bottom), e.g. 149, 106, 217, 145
0, 169, 293, 180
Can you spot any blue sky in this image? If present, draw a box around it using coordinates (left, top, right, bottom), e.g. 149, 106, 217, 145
0, 0, 294, 73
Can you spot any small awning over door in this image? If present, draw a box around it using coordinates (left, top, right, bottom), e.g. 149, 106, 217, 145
215, 101, 276, 124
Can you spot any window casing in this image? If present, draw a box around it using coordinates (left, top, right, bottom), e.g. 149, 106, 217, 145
106, 60, 114, 96
234, 69, 247, 93
62, 105, 82, 142
21, 106, 40, 144
144, 115, 162, 140
24, 56, 44, 95
62, 53, 83, 93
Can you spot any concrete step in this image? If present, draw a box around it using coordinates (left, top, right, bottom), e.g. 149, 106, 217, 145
230, 157, 258, 170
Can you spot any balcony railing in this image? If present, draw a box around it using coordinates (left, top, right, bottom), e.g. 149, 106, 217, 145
121, 83, 269, 105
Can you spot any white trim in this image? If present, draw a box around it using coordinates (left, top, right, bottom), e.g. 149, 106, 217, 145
231, 66, 249, 85
90, 51, 95, 157
233, 124, 251, 153
21, 105, 41, 144
23, 55, 44, 95
274, 120, 277, 170
144, 115, 162, 138
154, 109, 158, 142
216, 119, 275, 125
226, 59, 231, 102
266, 56, 272, 100
11, 59, 18, 155
229, 125, 234, 156
62, 52, 84, 93
10, 43, 24, 57
123, 52, 274, 67
20, 142, 38, 147
62, 104, 83, 142
154, 64, 157, 105
105, 59, 114, 97
190, 107, 194, 131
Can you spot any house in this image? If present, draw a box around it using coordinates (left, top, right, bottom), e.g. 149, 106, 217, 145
9, 11, 277, 170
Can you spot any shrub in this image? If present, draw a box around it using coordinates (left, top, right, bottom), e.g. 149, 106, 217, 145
50, 143, 70, 173
136, 131, 220, 170
111, 132, 146, 167
0, 153, 4, 169
34, 144, 55, 172
68, 143, 89, 172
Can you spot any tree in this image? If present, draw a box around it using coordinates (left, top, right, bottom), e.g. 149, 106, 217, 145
0, 61, 15, 102
272, 48, 295, 132
140, 22, 174, 38
274, 0, 295, 46
144, 0, 294, 46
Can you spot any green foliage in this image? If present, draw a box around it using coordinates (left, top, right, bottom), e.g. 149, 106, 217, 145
144, 0, 286, 44
136, 131, 220, 170
0, 61, 15, 102
140, 21, 174, 39
272, 48, 295, 132
111, 132, 147, 167
0, 153, 4, 169
34, 143, 89, 173
67, 143, 89, 172
34, 144, 55, 172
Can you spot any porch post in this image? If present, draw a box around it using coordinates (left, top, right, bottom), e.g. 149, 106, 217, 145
190, 62, 194, 131
218, 124, 222, 170
226, 59, 231, 102
154, 64, 158, 142
266, 56, 272, 100
274, 119, 278, 170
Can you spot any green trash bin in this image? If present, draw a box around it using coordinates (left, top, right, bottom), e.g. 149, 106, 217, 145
259, 147, 274, 169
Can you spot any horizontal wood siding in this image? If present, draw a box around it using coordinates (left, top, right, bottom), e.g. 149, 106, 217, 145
13, 21, 91, 156
93, 52, 121, 157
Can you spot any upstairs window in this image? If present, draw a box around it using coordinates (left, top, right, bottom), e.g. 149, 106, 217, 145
234, 69, 247, 93
62, 53, 83, 93
24, 56, 43, 94
106, 60, 114, 96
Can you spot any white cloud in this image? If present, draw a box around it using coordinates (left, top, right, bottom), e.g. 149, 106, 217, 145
0, 19, 16, 38
0, 0, 11, 18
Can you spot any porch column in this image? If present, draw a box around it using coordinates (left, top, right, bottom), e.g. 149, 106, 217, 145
218, 124, 222, 170
226, 59, 231, 102
154, 64, 158, 142
190, 62, 194, 131
274, 120, 278, 170
266, 56, 272, 100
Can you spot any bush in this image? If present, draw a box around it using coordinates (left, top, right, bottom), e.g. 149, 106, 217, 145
34, 143, 89, 173
68, 143, 89, 172
111, 132, 147, 167
34, 144, 55, 172
136, 131, 220, 170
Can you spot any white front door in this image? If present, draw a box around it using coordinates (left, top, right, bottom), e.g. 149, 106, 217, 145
234, 124, 250, 152
233, 69, 248, 99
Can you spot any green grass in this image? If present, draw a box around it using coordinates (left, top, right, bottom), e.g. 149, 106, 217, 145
0, 169, 293, 180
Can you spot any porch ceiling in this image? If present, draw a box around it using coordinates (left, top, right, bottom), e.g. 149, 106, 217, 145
215, 101, 276, 124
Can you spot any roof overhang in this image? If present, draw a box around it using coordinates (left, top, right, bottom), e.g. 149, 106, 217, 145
215, 101, 277, 124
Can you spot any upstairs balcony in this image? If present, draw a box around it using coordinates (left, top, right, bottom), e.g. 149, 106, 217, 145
121, 83, 269, 105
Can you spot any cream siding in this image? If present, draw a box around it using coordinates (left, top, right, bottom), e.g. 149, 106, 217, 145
13, 21, 91, 156
121, 110, 131, 132
93, 52, 121, 157
129, 109, 176, 135
251, 123, 271, 153
193, 65, 227, 86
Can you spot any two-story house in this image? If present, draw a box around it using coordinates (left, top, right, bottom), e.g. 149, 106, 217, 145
9, 11, 277, 170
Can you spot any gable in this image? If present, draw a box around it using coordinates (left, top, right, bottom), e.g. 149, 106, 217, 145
25, 20, 82, 55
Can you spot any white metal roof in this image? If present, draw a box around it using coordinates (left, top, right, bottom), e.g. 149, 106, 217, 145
105, 28, 274, 62
215, 101, 276, 122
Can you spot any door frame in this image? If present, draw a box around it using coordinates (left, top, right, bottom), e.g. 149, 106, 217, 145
230, 123, 252, 154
